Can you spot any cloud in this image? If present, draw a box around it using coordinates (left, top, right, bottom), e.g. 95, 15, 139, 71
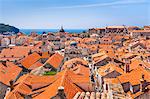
48, 0, 147, 9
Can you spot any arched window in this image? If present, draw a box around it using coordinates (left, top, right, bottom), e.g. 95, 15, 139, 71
70, 51, 76, 54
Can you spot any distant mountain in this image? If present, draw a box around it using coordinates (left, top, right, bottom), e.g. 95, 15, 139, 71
0, 23, 19, 34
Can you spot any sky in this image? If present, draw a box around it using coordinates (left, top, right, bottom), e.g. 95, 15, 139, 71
0, 0, 150, 29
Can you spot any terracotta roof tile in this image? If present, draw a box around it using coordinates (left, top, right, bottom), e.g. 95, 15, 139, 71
15, 74, 57, 89
104, 78, 120, 84
28, 61, 43, 70
118, 66, 150, 85
33, 69, 90, 99
63, 58, 88, 69
92, 52, 106, 62
45, 53, 64, 68
6, 92, 24, 99
6, 83, 32, 99
21, 52, 41, 68
130, 91, 144, 99
0, 62, 22, 85
98, 63, 124, 77
72, 64, 90, 77
41, 52, 51, 58
94, 54, 110, 64
130, 59, 144, 71
0, 46, 33, 61
122, 53, 137, 59
6, 73, 57, 99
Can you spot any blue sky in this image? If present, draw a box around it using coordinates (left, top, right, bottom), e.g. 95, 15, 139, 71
0, 0, 150, 29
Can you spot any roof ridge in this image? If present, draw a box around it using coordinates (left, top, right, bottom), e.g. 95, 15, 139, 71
59, 69, 73, 86
60, 70, 67, 86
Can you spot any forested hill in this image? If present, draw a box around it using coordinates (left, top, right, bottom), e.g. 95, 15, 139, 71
0, 23, 19, 34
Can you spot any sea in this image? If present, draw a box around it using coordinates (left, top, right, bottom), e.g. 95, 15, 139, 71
20, 29, 86, 35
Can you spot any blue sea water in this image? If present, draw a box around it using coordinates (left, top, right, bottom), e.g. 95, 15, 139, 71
20, 29, 86, 35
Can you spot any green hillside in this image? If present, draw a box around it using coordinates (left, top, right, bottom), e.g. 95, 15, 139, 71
0, 23, 19, 34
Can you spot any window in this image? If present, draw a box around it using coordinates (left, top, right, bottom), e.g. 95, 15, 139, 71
140, 34, 143, 36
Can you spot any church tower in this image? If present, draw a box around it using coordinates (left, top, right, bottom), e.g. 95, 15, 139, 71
59, 26, 65, 33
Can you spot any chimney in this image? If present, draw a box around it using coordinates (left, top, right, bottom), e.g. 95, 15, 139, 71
124, 59, 130, 73
140, 74, 146, 92
48, 51, 50, 54
124, 63, 130, 73
28, 49, 32, 55
142, 74, 145, 80
56, 86, 66, 99
105, 83, 108, 92
9, 80, 14, 91
140, 56, 143, 61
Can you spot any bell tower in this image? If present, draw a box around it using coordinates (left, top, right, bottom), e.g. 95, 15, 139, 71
59, 26, 65, 33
